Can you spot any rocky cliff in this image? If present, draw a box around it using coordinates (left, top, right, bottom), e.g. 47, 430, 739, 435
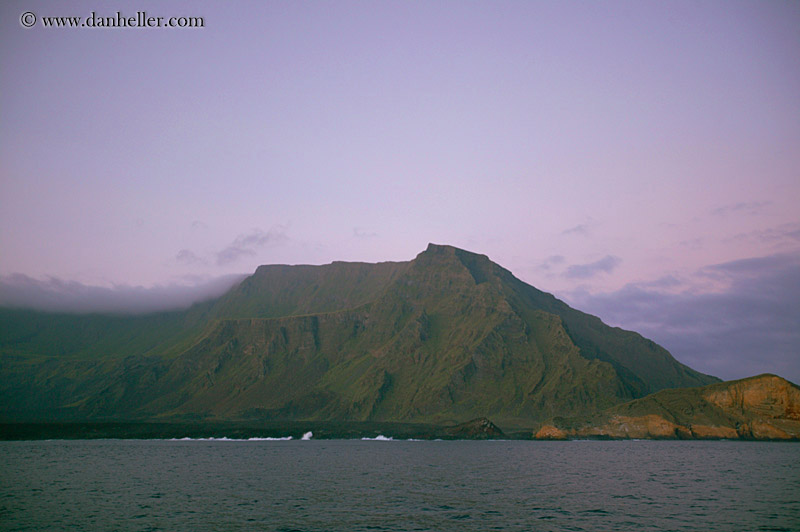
535, 374, 800, 440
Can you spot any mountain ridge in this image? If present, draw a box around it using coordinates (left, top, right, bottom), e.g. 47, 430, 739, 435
1, 244, 720, 429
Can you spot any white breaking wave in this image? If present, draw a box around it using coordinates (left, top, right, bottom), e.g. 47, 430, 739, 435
301, 431, 313, 440
362, 435, 393, 441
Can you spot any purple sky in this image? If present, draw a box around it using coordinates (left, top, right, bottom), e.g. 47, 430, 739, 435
2, 1, 799, 383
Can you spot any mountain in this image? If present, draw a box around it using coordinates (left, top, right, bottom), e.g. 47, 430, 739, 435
0, 244, 719, 428
535, 374, 800, 440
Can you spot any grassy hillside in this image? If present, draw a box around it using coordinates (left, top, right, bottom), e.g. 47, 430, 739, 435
0, 298, 220, 361
0, 244, 719, 428
211, 261, 411, 319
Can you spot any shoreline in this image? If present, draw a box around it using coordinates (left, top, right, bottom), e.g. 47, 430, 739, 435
2, 421, 798, 442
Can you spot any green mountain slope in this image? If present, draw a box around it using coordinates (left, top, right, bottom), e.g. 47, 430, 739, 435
0, 302, 215, 361
0, 244, 719, 427
212, 260, 411, 318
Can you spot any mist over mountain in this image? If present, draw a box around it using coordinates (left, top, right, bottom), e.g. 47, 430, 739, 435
0, 274, 247, 315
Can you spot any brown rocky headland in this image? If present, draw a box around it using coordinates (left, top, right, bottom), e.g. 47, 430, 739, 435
535, 374, 800, 440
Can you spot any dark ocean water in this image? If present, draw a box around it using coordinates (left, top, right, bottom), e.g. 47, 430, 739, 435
1, 439, 798, 531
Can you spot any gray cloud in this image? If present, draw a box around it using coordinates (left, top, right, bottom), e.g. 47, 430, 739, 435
728, 223, 800, 247
216, 227, 288, 266
562, 224, 590, 236
536, 255, 566, 272
353, 227, 379, 239
566, 253, 800, 384
705, 254, 798, 277
635, 275, 683, 290
176, 249, 207, 265
0, 274, 246, 314
564, 256, 621, 279
711, 201, 772, 217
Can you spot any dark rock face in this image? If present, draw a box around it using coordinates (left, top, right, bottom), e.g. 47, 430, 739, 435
444, 418, 505, 439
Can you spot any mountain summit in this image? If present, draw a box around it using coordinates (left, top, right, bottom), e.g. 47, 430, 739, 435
0, 244, 718, 427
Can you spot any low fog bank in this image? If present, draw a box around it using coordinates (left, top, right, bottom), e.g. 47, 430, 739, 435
0, 273, 248, 315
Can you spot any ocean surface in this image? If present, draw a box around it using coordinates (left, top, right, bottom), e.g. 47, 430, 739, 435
1, 439, 798, 531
